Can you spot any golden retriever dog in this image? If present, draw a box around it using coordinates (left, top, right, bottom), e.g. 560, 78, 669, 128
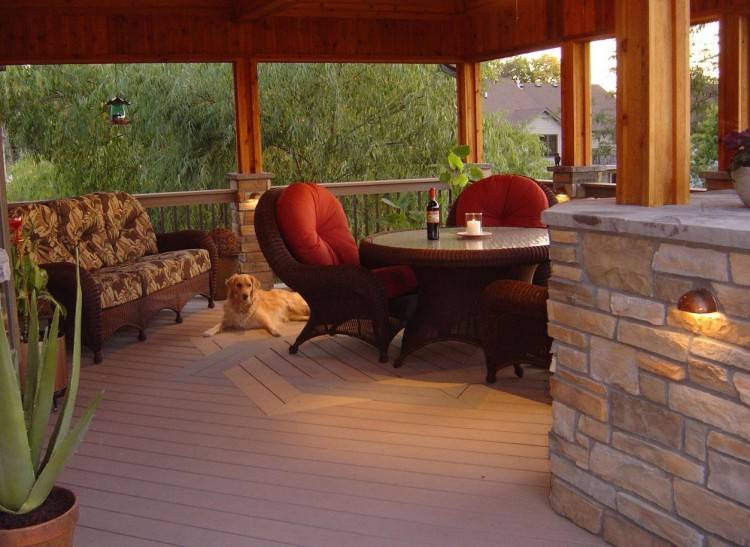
203, 274, 309, 337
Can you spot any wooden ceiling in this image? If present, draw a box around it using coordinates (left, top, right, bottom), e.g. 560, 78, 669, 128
0, 0, 743, 65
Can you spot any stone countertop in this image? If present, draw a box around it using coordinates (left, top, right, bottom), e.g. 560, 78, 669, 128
541, 190, 750, 251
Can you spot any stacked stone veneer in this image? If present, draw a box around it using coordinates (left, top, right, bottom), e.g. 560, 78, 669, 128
228, 172, 273, 289
545, 219, 750, 546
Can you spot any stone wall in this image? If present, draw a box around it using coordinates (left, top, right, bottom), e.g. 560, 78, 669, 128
543, 196, 750, 547
228, 172, 273, 289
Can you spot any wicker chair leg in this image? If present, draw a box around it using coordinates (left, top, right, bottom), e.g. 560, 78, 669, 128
379, 349, 389, 364
207, 297, 215, 309
175, 311, 183, 324
486, 367, 498, 384
138, 329, 147, 342
514, 364, 524, 378
289, 344, 299, 355
93, 350, 103, 364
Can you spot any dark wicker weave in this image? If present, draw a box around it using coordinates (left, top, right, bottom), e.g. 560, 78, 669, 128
479, 279, 552, 383
45, 230, 217, 363
446, 176, 558, 286
360, 227, 549, 368
254, 187, 413, 363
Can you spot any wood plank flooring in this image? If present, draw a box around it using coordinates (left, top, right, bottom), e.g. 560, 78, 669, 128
65, 298, 605, 546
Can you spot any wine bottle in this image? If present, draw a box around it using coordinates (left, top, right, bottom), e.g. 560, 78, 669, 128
426, 187, 440, 240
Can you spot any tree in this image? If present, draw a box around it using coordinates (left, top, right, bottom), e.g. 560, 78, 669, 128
484, 54, 560, 84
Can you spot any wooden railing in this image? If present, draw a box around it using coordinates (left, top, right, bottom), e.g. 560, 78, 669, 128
133, 189, 235, 233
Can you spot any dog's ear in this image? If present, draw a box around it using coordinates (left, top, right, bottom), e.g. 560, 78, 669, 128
250, 276, 261, 292
226, 274, 238, 288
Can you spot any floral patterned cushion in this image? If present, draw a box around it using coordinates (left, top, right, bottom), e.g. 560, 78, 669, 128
10, 192, 157, 271
90, 268, 144, 309
139, 249, 211, 281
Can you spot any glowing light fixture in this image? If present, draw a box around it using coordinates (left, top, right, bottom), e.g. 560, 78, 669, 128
678, 289, 718, 315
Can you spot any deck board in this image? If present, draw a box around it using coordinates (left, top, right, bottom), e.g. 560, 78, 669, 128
66, 298, 605, 546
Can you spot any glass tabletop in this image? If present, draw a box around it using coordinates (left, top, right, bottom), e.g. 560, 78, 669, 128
366, 227, 550, 251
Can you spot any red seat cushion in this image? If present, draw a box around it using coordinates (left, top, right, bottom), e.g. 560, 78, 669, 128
276, 183, 360, 266
372, 265, 418, 299
455, 175, 549, 229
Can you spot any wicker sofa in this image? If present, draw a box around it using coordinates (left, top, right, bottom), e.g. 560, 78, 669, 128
10, 192, 217, 363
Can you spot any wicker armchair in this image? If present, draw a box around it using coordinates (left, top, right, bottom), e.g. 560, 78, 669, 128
479, 280, 552, 383
254, 186, 415, 363
446, 174, 557, 286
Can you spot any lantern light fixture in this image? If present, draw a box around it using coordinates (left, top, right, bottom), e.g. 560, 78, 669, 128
678, 289, 718, 315
106, 96, 130, 125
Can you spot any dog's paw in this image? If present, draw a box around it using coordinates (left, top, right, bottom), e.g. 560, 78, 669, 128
270, 330, 282, 337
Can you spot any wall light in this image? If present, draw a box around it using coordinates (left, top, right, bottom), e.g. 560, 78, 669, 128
678, 289, 718, 314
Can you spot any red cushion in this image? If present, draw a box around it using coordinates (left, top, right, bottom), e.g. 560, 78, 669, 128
455, 175, 549, 229
276, 183, 360, 266
371, 265, 418, 299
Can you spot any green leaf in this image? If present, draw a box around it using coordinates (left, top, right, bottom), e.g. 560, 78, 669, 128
18, 391, 102, 515
0, 297, 35, 512
438, 172, 452, 185
452, 144, 471, 158
380, 197, 401, 210
455, 174, 469, 188
28, 307, 60, 471
467, 165, 485, 181
43, 256, 83, 469
447, 152, 464, 171
22, 293, 40, 427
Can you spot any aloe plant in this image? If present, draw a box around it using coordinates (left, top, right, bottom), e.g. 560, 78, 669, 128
0, 260, 102, 515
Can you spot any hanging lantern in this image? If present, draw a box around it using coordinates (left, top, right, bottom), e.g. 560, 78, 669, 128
106, 96, 130, 125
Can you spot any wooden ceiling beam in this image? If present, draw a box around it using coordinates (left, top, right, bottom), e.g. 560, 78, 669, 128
236, 0, 298, 21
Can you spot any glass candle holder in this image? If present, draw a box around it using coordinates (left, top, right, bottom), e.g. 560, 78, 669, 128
465, 212, 483, 235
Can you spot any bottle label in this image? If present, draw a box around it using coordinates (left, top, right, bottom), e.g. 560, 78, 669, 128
426, 211, 440, 224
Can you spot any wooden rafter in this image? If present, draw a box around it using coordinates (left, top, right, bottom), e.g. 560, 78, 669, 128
235, 0, 298, 21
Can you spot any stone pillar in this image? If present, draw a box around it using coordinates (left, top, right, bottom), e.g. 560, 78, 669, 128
543, 194, 750, 546
227, 172, 273, 289
547, 165, 616, 198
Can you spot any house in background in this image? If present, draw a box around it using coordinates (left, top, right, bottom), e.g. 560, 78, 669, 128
484, 77, 616, 164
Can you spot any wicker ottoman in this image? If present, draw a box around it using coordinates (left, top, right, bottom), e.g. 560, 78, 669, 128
479, 279, 552, 383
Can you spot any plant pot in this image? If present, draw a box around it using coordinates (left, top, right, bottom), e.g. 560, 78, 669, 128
731, 166, 750, 207
0, 486, 79, 547
18, 334, 68, 396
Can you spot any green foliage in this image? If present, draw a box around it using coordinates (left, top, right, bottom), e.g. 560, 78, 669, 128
1, 62, 549, 204
436, 144, 484, 196
484, 54, 560, 84
483, 113, 549, 179
0, 260, 101, 515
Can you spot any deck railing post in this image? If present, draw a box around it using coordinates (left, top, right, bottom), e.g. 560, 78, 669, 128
227, 172, 274, 289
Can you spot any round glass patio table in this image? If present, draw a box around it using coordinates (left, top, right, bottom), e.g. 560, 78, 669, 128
360, 227, 550, 367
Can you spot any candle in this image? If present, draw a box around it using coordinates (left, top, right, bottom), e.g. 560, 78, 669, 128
466, 219, 482, 235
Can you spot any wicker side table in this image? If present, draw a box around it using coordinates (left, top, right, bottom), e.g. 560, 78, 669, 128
210, 228, 240, 300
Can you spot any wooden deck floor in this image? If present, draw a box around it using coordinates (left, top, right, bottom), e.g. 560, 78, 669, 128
67, 298, 605, 547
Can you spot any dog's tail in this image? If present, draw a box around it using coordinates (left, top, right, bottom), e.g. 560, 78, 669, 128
203, 324, 222, 337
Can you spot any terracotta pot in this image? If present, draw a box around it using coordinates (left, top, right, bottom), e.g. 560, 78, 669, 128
214, 255, 240, 301
0, 487, 79, 547
731, 166, 750, 207
18, 335, 68, 395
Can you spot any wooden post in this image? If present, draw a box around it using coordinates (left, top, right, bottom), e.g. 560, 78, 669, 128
718, 13, 750, 171
456, 62, 484, 163
560, 41, 592, 166
615, 0, 690, 206
233, 58, 263, 174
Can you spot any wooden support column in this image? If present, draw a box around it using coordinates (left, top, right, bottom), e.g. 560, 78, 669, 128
456, 62, 484, 163
233, 59, 263, 174
615, 0, 690, 206
718, 14, 750, 170
561, 41, 592, 166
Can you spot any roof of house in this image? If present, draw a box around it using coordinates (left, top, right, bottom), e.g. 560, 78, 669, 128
484, 77, 616, 128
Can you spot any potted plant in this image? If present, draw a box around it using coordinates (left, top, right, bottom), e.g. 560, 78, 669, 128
436, 144, 485, 197
723, 129, 750, 207
0, 260, 101, 546
209, 228, 241, 301
9, 216, 68, 400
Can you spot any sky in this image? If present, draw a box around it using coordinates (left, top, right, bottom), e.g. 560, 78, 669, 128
525, 22, 719, 92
